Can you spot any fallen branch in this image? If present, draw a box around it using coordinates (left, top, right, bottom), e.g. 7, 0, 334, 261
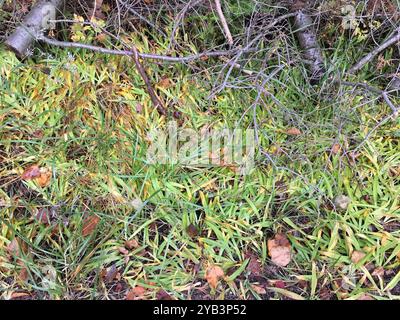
5, 0, 65, 59
348, 29, 400, 74
214, 0, 233, 46
291, 9, 325, 84
37, 36, 236, 62
130, 46, 166, 116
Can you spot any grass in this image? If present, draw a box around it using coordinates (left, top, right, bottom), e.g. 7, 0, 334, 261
1, 5, 400, 300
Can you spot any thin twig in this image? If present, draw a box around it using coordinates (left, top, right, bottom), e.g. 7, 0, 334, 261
348, 29, 400, 74
117, 0, 167, 37
340, 81, 399, 117
37, 36, 236, 62
214, 0, 233, 46
130, 46, 166, 116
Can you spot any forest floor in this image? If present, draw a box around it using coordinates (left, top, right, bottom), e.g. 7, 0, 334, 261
1, 2, 400, 300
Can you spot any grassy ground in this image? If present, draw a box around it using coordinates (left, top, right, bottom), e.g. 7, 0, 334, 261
1, 5, 400, 300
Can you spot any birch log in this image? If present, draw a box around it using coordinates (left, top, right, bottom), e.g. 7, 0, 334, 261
292, 10, 325, 84
5, 0, 64, 59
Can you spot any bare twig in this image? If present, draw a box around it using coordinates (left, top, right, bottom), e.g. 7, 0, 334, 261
214, 0, 233, 46
348, 29, 400, 74
130, 46, 166, 116
37, 36, 236, 62
340, 81, 399, 117
117, 0, 167, 37
168, 0, 204, 50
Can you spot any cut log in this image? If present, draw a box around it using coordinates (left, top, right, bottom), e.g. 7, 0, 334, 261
5, 0, 65, 59
291, 9, 325, 84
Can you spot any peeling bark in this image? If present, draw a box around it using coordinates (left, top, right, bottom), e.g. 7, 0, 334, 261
291, 9, 325, 84
5, 0, 64, 59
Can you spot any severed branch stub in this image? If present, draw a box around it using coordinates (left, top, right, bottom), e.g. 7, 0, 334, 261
291, 7, 325, 84
5, 0, 65, 59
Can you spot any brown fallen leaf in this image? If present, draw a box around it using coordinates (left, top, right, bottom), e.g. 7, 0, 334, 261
286, 127, 302, 136
103, 264, 118, 284
21, 165, 51, 187
21, 165, 41, 180
267, 234, 292, 267
118, 247, 129, 255
372, 266, 385, 278
18, 268, 29, 282
7, 238, 30, 282
156, 289, 173, 300
95, 33, 107, 43
157, 76, 173, 89
186, 224, 199, 238
126, 286, 147, 300
269, 279, 286, 289
7, 239, 21, 258
205, 265, 225, 289
82, 215, 100, 237
245, 252, 262, 277
331, 143, 341, 155
10, 292, 31, 300
36, 168, 51, 187
351, 250, 366, 264
125, 239, 139, 250
251, 284, 266, 295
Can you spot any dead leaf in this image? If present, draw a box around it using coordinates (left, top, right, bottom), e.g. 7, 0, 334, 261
251, 284, 266, 294
18, 267, 29, 282
103, 264, 118, 283
372, 266, 385, 278
82, 215, 100, 237
351, 250, 366, 264
156, 289, 173, 300
21, 165, 51, 187
246, 252, 262, 277
157, 76, 173, 89
21, 165, 41, 180
36, 168, 51, 187
205, 265, 225, 289
186, 224, 199, 238
267, 234, 292, 267
6, 238, 30, 280
126, 286, 147, 300
125, 239, 139, 250
118, 247, 129, 255
269, 279, 286, 289
286, 127, 302, 136
10, 292, 31, 300
331, 143, 341, 155
95, 33, 107, 43
7, 239, 21, 258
